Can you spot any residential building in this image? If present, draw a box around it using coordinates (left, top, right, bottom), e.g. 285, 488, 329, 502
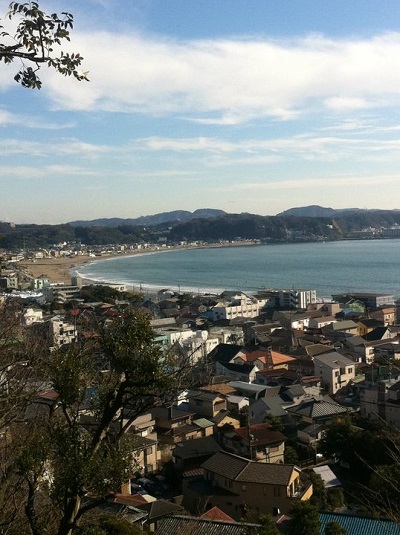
286, 398, 349, 446
130, 435, 159, 475
150, 407, 201, 446
50, 315, 77, 347
188, 391, 227, 419
332, 292, 395, 308
360, 378, 400, 429
43, 284, 80, 304
277, 289, 317, 310
221, 422, 286, 463
211, 293, 265, 321
183, 451, 312, 520
313, 352, 356, 395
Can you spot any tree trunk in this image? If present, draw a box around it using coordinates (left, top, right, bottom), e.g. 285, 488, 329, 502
57, 495, 81, 535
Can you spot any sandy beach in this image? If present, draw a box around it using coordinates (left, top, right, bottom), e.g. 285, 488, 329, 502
18, 255, 94, 285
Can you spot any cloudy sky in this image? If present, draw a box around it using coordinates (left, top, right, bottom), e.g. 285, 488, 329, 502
2, 0, 400, 223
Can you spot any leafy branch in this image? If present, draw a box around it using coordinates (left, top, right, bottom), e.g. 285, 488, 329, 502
0, 2, 88, 88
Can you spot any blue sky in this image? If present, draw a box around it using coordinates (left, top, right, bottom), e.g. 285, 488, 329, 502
2, 0, 400, 223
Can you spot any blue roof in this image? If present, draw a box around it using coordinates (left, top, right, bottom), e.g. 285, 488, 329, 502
319, 513, 400, 535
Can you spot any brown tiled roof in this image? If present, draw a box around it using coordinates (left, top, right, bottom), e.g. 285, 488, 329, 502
241, 350, 268, 363
113, 493, 148, 505
234, 423, 286, 446
200, 507, 235, 522
269, 350, 296, 365
201, 384, 237, 395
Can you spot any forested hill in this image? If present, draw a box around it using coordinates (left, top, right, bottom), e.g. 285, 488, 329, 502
1, 209, 400, 249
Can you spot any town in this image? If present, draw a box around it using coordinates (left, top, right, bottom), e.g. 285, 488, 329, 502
1, 247, 400, 535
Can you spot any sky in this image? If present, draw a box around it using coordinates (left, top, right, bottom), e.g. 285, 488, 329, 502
2, 1, 400, 223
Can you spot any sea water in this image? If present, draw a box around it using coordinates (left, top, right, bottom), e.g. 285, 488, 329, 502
76, 239, 400, 298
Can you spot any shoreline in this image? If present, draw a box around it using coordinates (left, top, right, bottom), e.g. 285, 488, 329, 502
17, 241, 261, 286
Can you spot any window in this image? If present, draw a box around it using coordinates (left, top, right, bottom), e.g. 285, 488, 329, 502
242, 484, 247, 491
273, 486, 281, 497
146, 447, 153, 455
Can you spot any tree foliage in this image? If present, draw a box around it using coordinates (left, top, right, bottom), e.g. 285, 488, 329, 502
258, 514, 281, 535
0, 1, 87, 88
0, 306, 190, 535
324, 521, 348, 535
288, 501, 320, 535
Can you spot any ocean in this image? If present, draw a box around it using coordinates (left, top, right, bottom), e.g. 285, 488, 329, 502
76, 239, 400, 298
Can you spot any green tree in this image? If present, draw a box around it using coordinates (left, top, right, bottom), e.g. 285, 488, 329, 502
264, 414, 284, 432
309, 472, 328, 511
289, 501, 320, 535
1, 309, 190, 535
284, 446, 299, 465
0, 1, 88, 88
0, 302, 49, 533
258, 514, 280, 535
324, 521, 348, 535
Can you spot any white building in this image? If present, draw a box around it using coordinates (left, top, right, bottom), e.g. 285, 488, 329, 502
314, 351, 355, 395
278, 289, 317, 310
50, 316, 77, 347
211, 293, 267, 321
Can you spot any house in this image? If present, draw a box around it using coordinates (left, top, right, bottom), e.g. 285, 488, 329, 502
323, 320, 360, 337
137, 499, 184, 532
188, 391, 227, 419
183, 451, 312, 520
360, 378, 400, 429
357, 318, 384, 337
150, 407, 201, 447
286, 398, 349, 445
331, 292, 395, 309
209, 344, 247, 367
49, 315, 78, 347
221, 422, 286, 463
23, 307, 43, 326
130, 435, 159, 475
248, 396, 289, 424
313, 352, 356, 395
200, 506, 235, 522
172, 435, 222, 471
308, 316, 337, 330
369, 306, 397, 326
216, 362, 258, 383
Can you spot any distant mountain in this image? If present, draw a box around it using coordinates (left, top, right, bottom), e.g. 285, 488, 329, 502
69, 209, 226, 228
277, 205, 362, 217
3, 207, 400, 250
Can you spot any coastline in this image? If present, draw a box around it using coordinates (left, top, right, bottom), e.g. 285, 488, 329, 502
17, 241, 261, 286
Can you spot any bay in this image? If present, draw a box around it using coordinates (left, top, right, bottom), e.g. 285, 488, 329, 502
76, 239, 400, 298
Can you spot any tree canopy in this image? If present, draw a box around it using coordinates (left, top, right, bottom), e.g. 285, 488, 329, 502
0, 305, 190, 535
0, 1, 87, 88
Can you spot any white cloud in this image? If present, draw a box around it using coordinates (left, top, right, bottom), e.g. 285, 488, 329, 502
36, 30, 400, 124
230, 174, 400, 191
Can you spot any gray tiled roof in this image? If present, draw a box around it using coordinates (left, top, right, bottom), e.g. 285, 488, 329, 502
286, 398, 348, 419
137, 499, 183, 521
155, 515, 261, 535
202, 451, 295, 486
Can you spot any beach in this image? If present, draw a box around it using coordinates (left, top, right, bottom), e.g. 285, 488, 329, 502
18, 255, 94, 285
